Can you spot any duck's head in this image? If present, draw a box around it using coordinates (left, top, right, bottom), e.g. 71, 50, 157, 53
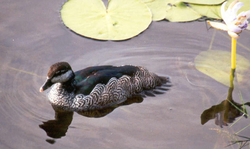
40, 62, 75, 92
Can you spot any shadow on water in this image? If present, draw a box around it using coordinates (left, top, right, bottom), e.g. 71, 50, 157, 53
39, 86, 171, 144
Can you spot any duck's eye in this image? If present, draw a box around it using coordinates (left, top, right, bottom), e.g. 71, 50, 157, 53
55, 70, 66, 75
60, 70, 66, 73
55, 71, 61, 74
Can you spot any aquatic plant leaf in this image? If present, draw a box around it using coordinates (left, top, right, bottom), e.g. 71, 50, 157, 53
182, 0, 225, 5
141, 0, 168, 21
191, 0, 250, 20
195, 50, 250, 87
190, 4, 222, 19
61, 0, 152, 40
165, 1, 201, 22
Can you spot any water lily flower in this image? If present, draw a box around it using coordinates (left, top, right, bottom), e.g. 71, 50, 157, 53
207, 0, 250, 70
207, 0, 250, 39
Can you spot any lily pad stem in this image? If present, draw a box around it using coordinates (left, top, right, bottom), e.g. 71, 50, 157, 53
230, 69, 235, 88
231, 38, 237, 69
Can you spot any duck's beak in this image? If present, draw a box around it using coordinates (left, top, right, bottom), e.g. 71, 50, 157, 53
40, 78, 52, 92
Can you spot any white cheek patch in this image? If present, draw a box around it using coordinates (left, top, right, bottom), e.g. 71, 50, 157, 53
51, 70, 73, 83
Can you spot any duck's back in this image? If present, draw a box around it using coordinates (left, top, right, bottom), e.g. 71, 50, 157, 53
74, 65, 141, 95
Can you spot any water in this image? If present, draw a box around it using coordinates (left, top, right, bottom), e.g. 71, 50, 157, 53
1, 0, 250, 149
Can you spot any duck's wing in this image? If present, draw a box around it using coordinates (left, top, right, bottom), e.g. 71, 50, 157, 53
74, 65, 114, 78
74, 65, 139, 95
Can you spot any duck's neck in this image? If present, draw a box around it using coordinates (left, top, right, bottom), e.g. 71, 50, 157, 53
48, 79, 76, 110
60, 78, 76, 93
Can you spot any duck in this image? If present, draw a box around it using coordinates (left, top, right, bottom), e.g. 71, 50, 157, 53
40, 62, 169, 111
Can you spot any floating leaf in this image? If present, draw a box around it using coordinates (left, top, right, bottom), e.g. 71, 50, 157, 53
182, 0, 225, 5
190, 4, 222, 19
195, 50, 250, 87
190, 0, 250, 20
165, 1, 201, 22
61, 0, 152, 40
141, 0, 168, 21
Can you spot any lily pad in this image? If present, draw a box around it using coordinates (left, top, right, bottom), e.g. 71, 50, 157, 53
195, 50, 250, 87
165, 1, 201, 22
61, 0, 152, 40
141, 0, 168, 21
190, 4, 222, 19
191, 0, 250, 20
182, 0, 225, 5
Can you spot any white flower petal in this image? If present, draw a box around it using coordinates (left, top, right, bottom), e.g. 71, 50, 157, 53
228, 0, 238, 10
237, 11, 246, 17
218, 0, 249, 37
245, 10, 250, 19
221, 1, 242, 25
235, 12, 249, 29
207, 21, 228, 31
221, 2, 230, 24
231, 2, 244, 15
227, 23, 242, 33
227, 31, 239, 39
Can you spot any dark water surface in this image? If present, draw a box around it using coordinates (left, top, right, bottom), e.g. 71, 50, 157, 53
1, 0, 250, 149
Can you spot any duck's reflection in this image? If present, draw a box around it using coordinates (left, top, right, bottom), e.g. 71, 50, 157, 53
39, 111, 73, 140
201, 69, 250, 127
39, 95, 144, 142
78, 95, 143, 117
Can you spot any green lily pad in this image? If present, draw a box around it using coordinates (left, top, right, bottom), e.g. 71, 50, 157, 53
61, 0, 152, 40
195, 50, 250, 87
141, 0, 168, 21
191, 0, 250, 20
190, 4, 221, 19
182, 0, 225, 5
165, 1, 201, 22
